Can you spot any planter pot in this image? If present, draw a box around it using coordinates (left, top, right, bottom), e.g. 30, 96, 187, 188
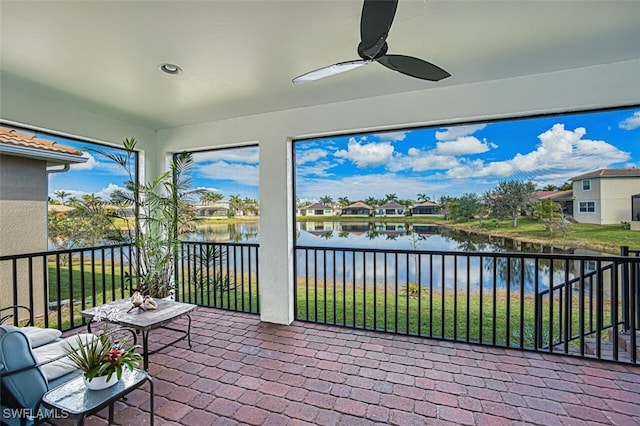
83, 374, 119, 390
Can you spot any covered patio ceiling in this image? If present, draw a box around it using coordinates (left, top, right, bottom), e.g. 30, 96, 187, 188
1, 1, 639, 130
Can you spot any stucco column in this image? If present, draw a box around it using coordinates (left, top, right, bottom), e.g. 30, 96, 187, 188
258, 136, 295, 324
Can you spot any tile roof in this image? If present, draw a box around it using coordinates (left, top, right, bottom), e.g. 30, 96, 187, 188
531, 190, 573, 200
344, 201, 372, 209
0, 126, 84, 156
571, 168, 640, 180
412, 201, 438, 207
378, 201, 404, 209
303, 203, 333, 210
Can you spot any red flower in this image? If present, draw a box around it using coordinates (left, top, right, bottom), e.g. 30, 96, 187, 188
105, 348, 122, 362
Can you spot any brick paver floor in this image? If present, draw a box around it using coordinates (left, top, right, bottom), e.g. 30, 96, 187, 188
68, 307, 640, 425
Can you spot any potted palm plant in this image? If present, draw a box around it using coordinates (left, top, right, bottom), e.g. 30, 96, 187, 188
91, 138, 201, 298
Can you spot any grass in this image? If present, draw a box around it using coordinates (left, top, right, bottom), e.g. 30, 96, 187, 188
295, 278, 616, 350
443, 219, 640, 254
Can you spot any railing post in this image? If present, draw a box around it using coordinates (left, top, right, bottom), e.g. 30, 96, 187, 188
621, 246, 630, 331
535, 291, 542, 349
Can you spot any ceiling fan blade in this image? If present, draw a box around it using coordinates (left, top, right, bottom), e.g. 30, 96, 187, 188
359, 0, 398, 57
377, 54, 451, 81
292, 60, 369, 84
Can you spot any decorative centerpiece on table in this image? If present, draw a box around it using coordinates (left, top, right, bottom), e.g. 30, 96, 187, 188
127, 291, 158, 313
65, 307, 142, 390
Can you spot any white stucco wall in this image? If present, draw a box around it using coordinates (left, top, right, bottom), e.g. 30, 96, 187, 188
2, 59, 640, 324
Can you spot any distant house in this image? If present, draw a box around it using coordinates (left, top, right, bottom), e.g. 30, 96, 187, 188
376, 201, 405, 217
341, 201, 372, 217
298, 202, 334, 216
531, 190, 574, 216
570, 168, 640, 225
196, 199, 232, 217
411, 201, 438, 216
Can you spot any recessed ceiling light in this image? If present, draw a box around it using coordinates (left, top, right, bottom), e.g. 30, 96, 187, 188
159, 63, 183, 75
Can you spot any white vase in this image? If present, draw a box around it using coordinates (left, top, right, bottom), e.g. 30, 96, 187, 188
83, 374, 119, 390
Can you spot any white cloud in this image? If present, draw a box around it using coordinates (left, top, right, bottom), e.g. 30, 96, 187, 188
435, 124, 487, 141
297, 161, 336, 177
297, 173, 450, 201
445, 123, 629, 180
373, 131, 408, 142
296, 148, 329, 165
69, 152, 98, 171
96, 183, 127, 200
389, 148, 460, 172
334, 138, 394, 168
198, 161, 259, 187
619, 111, 640, 130
194, 147, 259, 164
436, 136, 494, 155
193, 186, 220, 193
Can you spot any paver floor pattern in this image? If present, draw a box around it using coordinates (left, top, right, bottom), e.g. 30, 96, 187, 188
59, 307, 640, 425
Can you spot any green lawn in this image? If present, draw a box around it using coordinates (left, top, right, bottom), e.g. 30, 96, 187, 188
295, 279, 616, 350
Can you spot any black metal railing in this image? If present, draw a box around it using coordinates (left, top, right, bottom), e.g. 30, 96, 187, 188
0, 241, 260, 332
294, 245, 640, 364
3, 241, 637, 363
0, 244, 133, 331
178, 241, 260, 314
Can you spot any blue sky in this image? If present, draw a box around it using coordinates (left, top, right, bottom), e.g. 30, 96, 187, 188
46, 138, 261, 202
295, 107, 640, 202
46, 107, 639, 204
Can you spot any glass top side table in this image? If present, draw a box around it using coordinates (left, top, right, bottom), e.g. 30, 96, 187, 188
39, 368, 153, 425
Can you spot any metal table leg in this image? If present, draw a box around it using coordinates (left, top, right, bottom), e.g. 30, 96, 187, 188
142, 330, 150, 371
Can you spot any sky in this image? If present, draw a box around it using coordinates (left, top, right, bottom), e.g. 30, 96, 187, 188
295, 107, 640, 202
46, 107, 639, 204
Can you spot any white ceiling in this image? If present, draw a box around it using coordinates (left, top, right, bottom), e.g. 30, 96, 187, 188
1, 0, 639, 130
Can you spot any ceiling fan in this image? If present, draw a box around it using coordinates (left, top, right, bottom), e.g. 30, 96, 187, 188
293, 0, 450, 84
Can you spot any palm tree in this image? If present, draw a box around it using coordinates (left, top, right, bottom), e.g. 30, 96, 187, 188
365, 196, 378, 207
385, 193, 399, 202
54, 190, 70, 205
243, 197, 259, 215
200, 192, 223, 205
417, 193, 431, 203
229, 194, 244, 216
337, 197, 350, 208
319, 195, 333, 206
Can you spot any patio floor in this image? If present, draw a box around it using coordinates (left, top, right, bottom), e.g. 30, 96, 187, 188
67, 307, 640, 425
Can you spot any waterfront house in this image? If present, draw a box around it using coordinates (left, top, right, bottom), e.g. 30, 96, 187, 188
195, 199, 233, 218
571, 168, 640, 225
297, 202, 334, 216
341, 201, 372, 217
411, 201, 439, 216
531, 190, 574, 216
375, 201, 405, 217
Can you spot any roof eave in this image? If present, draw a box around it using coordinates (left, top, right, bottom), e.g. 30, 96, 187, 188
0, 143, 88, 167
